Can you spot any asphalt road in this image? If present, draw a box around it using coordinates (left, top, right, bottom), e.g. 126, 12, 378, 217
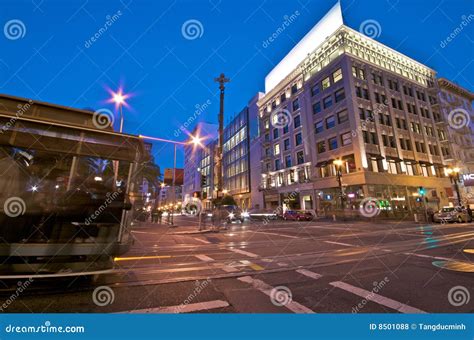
3, 215, 474, 314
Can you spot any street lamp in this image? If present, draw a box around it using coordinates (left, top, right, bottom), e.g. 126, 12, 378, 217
109, 87, 129, 188
333, 159, 345, 209
446, 167, 462, 206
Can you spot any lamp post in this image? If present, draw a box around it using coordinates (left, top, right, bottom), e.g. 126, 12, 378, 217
446, 167, 462, 206
139, 133, 203, 226
333, 159, 345, 209
110, 88, 128, 188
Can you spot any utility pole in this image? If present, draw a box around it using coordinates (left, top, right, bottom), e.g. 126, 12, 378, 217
214, 73, 230, 201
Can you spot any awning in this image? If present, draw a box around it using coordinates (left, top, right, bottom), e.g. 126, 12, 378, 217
419, 161, 433, 166
403, 159, 418, 165
368, 154, 384, 160
386, 157, 403, 163
315, 159, 333, 167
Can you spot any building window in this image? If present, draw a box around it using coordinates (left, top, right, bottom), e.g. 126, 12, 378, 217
296, 151, 304, 164
317, 141, 326, 154
264, 119, 269, 129
284, 138, 290, 151
322, 76, 331, 90
280, 93, 286, 103
315, 121, 324, 134
328, 137, 338, 150
275, 159, 280, 170
294, 132, 302, 146
337, 110, 348, 124
352, 66, 365, 80
283, 125, 289, 134
326, 115, 336, 129
285, 155, 292, 168
323, 95, 333, 109
333, 68, 343, 83
313, 101, 321, 114
311, 84, 320, 96
294, 115, 301, 128
341, 132, 352, 146
273, 128, 279, 139
274, 144, 280, 155
334, 88, 345, 103
291, 84, 298, 94
292, 98, 300, 111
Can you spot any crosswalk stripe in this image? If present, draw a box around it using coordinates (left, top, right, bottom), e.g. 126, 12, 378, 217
229, 248, 259, 258
238, 276, 314, 314
194, 237, 211, 244
195, 254, 214, 262
296, 268, 322, 280
329, 281, 426, 314
121, 300, 230, 313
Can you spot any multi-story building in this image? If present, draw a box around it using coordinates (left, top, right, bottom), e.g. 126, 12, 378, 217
223, 93, 263, 209
437, 78, 474, 205
258, 2, 459, 214
183, 122, 218, 204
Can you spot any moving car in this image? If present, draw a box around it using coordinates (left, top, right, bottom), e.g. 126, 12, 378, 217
433, 206, 472, 223
283, 210, 313, 221
212, 205, 244, 223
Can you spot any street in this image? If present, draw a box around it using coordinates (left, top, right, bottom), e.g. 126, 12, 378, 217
4, 216, 473, 314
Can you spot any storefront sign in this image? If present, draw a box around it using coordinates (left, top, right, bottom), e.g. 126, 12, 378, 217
462, 173, 474, 187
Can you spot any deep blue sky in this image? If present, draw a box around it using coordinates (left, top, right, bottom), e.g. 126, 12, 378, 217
1, 0, 473, 169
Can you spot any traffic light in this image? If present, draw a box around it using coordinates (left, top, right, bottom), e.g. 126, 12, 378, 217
418, 186, 426, 196
201, 174, 207, 187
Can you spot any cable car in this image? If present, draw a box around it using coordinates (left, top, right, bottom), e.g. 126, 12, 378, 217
0, 94, 149, 278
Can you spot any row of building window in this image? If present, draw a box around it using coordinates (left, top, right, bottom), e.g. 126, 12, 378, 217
311, 68, 343, 96
312, 88, 346, 114
272, 150, 306, 170
316, 132, 353, 154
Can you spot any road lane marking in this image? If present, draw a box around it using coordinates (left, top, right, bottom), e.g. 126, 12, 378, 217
324, 241, 356, 247
237, 276, 314, 314
329, 281, 426, 314
403, 252, 451, 261
195, 254, 214, 262
193, 237, 211, 244
221, 265, 239, 272
296, 269, 322, 280
121, 300, 230, 313
240, 260, 264, 271
255, 231, 299, 239
277, 262, 288, 267
229, 248, 259, 258
114, 255, 172, 262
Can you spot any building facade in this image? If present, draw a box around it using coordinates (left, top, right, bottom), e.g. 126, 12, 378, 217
437, 78, 474, 206
258, 3, 461, 215
223, 93, 264, 209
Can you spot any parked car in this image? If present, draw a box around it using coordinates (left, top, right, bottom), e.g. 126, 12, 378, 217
433, 206, 472, 223
283, 210, 313, 221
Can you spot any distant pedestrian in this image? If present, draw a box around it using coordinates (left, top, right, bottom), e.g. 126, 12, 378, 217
151, 207, 159, 223
467, 206, 473, 222
157, 210, 163, 224
426, 207, 435, 223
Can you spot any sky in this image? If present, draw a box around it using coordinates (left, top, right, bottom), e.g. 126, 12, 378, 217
1, 0, 473, 169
